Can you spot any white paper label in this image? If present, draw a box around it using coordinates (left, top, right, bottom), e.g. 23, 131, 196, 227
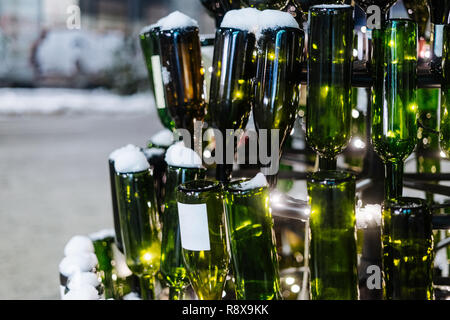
151, 55, 166, 110
177, 202, 211, 251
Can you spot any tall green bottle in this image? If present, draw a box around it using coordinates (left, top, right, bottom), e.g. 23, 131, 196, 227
306, 4, 354, 170
177, 180, 229, 300
224, 176, 282, 300
371, 19, 418, 201
208, 22, 256, 182
115, 164, 161, 300
441, 25, 450, 158
160, 165, 206, 299
382, 197, 434, 300
307, 171, 359, 300
140, 27, 175, 130
253, 12, 304, 186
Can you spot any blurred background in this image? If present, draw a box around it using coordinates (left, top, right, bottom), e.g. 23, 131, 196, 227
0, 0, 214, 300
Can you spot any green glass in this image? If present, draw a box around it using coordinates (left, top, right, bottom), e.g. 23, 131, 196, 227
177, 180, 229, 300
108, 158, 123, 252
158, 26, 206, 142
143, 147, 168, 218
307, 171, 358, 300
161, 165, 207, 300
344, 88, 368, 170
427, 0, 450, 25
224, 179, 282, 300
441, 25, 450, 158
241, 0, 288, 9
209, 27, 256, 182
371, 19, 418, 201
115, 169, 161, 300
416, 88, 441, 204
403, 0, 429, 37
109, 242, 137, 300
140, 28, 175, 130
382, 197, 434, 300
91, 233, 115, 299
306, 5, 354, 170
253, 26, 304, 186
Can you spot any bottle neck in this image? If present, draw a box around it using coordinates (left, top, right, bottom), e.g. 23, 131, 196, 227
384, 161, 404, 201
318, 156, 337, 171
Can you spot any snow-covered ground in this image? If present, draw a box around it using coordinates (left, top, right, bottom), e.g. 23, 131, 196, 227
0, 88, 154, 116
0, 113, 163, 299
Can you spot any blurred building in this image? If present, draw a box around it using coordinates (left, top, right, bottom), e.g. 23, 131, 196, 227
0, 0, 214, 88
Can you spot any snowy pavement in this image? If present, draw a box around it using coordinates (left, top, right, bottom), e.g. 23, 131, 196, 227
0, 88, 153, 116
0, 112, 163, 299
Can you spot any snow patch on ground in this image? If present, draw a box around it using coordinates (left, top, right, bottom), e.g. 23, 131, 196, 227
0, 88, 155, 116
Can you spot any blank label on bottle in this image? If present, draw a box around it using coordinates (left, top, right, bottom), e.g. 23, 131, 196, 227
151, 55, 166, 110
177, 202, 211, 251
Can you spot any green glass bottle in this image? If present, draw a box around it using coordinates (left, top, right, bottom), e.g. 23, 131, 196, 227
143, 147, 168, 218
416, 88, 441, 204
382, 197, 434, 300
371, 19, 418, 201
140, 27, 175, 130
158, 23, 206, 142
306, 4, 354, 170
115, 167, 161, 300
294, 0, 347, 12
427, 0, 450, 25
307, 171, 359, 300
177, 180, 229, 300
403, 0, 429, 37
224, 177, 282, 300
108, 157, 124, 253
90, 230, 115, 299
208, 25, 256, 182
441, 25, 450, 158
161, 165, 207, 300
253, 14, 304, 186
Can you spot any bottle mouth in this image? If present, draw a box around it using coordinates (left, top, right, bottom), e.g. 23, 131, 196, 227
167, 164, 206, 171
178, 180, 221, 193
310, 4, 353, 14
383, 197, 428, 212
225, 178, 268, 194
307, 170, 355, 186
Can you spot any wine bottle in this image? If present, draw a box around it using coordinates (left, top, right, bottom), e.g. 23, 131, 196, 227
140, 27, 176, 130
307, 171, 359, 300
208, 21, 257, 182
114, 151, 161, 300
160, 165, 206, 299
306, 4, 354, 170
177, 180, 229, 300
441, 25, 450, 158
371, 19, 418, 200
157, 13, 206, 143
403, 0, 429, 38
427, 0, 450, 25
224, 176, 282, 300
416, 88, 441, 204
382, 197, 434, 300
294, 0, 347, 13
253, 9, 304, 186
